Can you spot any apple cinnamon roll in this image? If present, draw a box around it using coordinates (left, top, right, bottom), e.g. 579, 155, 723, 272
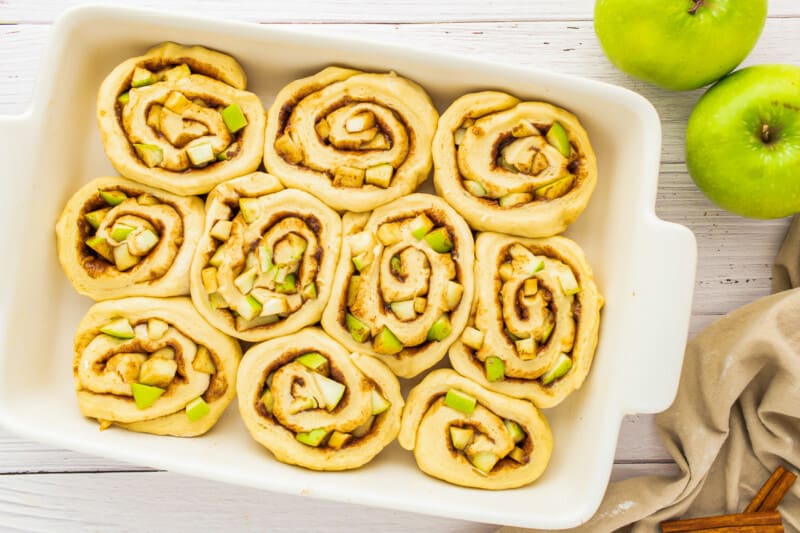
74, 297, 241, 436
55, 176, 203, 300
237, 328, 402, 471
97, 42, 266, 195
321, 194, 474, 378
433, 91, 597, 237
190, 173, 341, 342
449, 232, 602, 408
399, 369, 552, 489
263, 67, 438, 212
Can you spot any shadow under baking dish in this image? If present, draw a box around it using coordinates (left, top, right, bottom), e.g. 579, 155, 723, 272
0, 6, 696, 529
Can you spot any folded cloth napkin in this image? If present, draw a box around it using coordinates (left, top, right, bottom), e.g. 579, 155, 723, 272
501, 217, 800, 533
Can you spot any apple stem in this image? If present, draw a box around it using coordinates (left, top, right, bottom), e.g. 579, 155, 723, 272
688, 0, 705, 15
761, 124, 772, 144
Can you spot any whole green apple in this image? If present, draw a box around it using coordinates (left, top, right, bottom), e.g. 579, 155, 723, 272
686, 65, 800, 219
594, 0, 767, 91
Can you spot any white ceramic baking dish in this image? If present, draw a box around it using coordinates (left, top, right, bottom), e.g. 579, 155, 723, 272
0, 6, 696, 529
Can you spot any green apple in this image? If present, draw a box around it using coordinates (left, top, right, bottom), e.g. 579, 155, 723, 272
444, 388, 476, 415
594, 0, 767, 91
687, 65, 800, 218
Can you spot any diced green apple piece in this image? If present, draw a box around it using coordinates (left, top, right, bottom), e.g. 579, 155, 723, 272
409, 214, 434, 240
110, 223, 135, 242
301, 282, 317, 300
192, 346, 216, 374
313, 373, 346, 411
365, 163, 393, 188
371, 389, 391, 415
99, 189, 127, 206
327, 431, 351, 450
390, 300, 416, 321
445, 281, 463, 310
509, 447, 526, 463
285, 233, 308, 260
504, 420, 526, 443
131, 382, 165, 409
201, 267, 219, 293
84, 208, 111, 230
151, 347, 175, 360
100, 318, 135, 339
540, 322, 554, 344
347, 276, 361, 307
449, 426, 474, 450
498, 263, 514, 282
484, 356, 505, 382
256, 244, 273, 273
163, 64, 191, 81
348, 231, 375, 255
377, 222, 403, 246
351, 416, 375, 438
557, 269, 581, 295
274, 273, 297, 294
461, 327, 484, 351
470, 452, 499, 474
216, 141, 240, 161
208, 246, 226, 267
444, 389, 476, 415
147, 318, 169, 340
185, 397, 211, 422
187, 142, 215, 167
261, 388, 274, 413
535, 174, 575, 201
210, 220, 232, 241
541, 354, 573, 385
164, 91, 192, 113
424, 227, 453, 253
374, 326, 403, 355
138, 357, 178, 388
523, 278, 539, 296
463, 180, 487, 197
390, 256, 403, 275
511, 120, 541, 138
238, 198, 262, 224
238, 295, 263, 320
498, 192, 532, 208
414, 297, 427, 313
352, 252, 373, 273
296, 352, 329, 375
426, 315, 452, 342
546, 121, 571, 157
86, 236, 114, 262
346, 313, 370, 343
453, 127, 466, 145
221, 103, 248, 133
113, 244, 141, 271
131, 67, 156, 88
295, 428, 329, 447
234, 268, 257, 295
515, 337, 537, 359
117, 92, 130, 105
257, 296, 287, 317
128, 229, 159, 256
133, 144, 164, 168
209, 292, 229, 310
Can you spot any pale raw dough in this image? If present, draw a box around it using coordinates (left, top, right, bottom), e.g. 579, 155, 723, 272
97, 42, 265, 195
321, 194, 474, 378
237, 327, 403, 471
55, 176, 203, 300
190, 172, 342, 342
263, 67, 438, 212
398, 369, 553, 490
73, 297, 241, 437
433, 91, 598, 238
449, 232, 603, 408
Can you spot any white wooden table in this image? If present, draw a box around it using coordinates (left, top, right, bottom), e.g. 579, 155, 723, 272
1, 1, 798, 530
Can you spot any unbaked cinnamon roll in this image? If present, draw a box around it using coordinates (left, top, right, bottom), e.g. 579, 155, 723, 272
321, 194, 474, 378
237, 327, 402, 471
97, 42, 266, 195
74, 297, 240, 436
263, 67, 438, 212
449, 232, 602, 408
190, 173, 341, 342
433, 91, 597, 237
56, 176, 203, 300
399, 369, 553, 489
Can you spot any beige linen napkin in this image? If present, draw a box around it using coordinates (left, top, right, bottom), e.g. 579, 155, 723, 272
501, 217, 800, 533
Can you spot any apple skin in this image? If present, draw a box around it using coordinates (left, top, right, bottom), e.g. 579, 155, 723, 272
594, 0, 767, 91
686, 65, 800, 219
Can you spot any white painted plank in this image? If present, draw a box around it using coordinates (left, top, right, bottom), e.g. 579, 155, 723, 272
0, 471, 495, 532
2, 0, 798, 23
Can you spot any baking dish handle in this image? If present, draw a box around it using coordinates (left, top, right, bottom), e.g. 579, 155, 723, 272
622, 218, 697, 414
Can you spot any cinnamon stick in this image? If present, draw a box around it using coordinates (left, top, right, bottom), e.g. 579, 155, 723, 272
660, 510, 782, 532
752, 471, 797, 512
690, 526, 783, 533
745, 467, 788, 513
